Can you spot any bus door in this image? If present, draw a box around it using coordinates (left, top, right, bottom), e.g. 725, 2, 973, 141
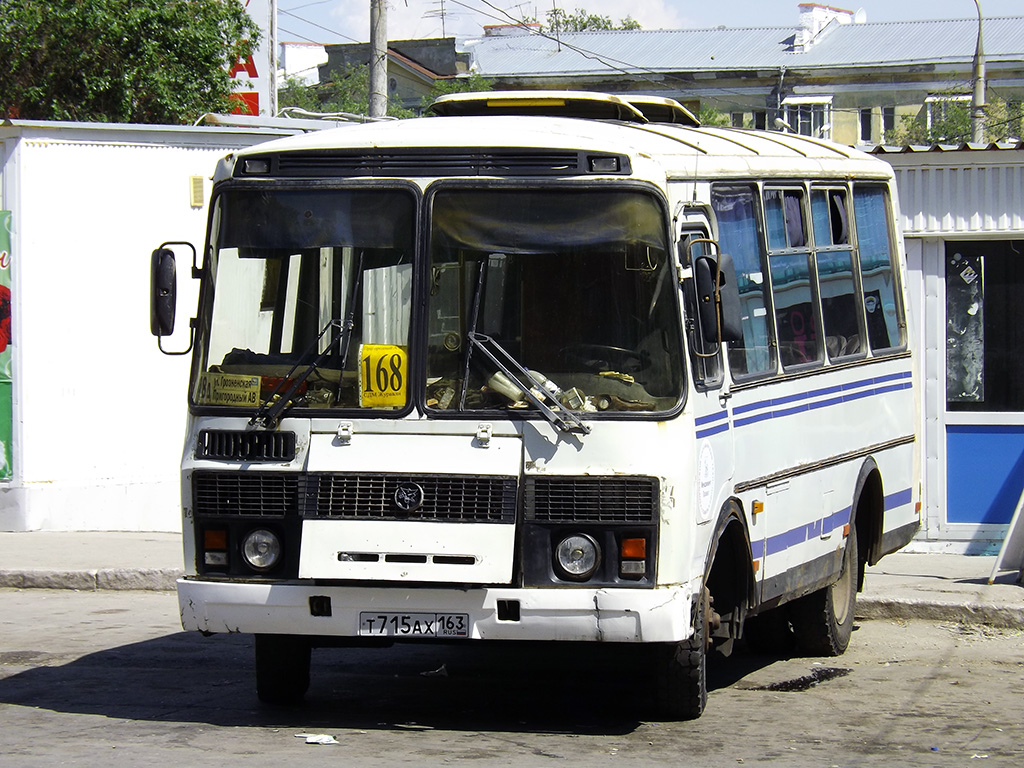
679, 225, 746, 575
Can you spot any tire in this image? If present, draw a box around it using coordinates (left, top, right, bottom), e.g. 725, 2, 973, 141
652, 586, 709, 720
789, 527, 858, 656
255, 634, 311, 705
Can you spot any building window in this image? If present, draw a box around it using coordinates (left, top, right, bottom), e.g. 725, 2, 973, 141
753, 110, 767, 130
782, 97, 832, 139
882, 106, 895, 137
925, 94, 971, 139
860, 108, 873, 143
731, 112, 745, 128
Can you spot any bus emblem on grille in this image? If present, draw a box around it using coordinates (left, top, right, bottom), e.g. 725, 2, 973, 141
394, 482, 425, 513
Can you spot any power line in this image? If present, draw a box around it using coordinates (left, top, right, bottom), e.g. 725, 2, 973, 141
279, 7, 362, 44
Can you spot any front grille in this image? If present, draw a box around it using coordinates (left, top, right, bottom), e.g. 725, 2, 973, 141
524, 476, 659, 524
304, 474, 517, 523
256, 149, 588, 178
193, 472, 300, 517
192, 471, 516, 523
196, 430, 296, 462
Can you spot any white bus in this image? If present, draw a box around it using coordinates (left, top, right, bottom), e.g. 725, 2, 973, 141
151, 92, 920, 719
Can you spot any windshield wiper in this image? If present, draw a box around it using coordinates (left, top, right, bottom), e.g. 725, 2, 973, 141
249, 319, 343, 429
249, 251, 365, 430
467, 331, 591, 436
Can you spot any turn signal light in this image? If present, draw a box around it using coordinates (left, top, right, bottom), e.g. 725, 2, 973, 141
204, 528, 227, 550
620, 537, 647, 578
620, 538, 646, 559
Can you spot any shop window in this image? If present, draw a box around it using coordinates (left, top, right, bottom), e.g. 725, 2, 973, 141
947, 241, 1024, 411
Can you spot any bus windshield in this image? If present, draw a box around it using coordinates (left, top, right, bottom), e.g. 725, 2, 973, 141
193, 187, 416, 412
425, 188, 684, 415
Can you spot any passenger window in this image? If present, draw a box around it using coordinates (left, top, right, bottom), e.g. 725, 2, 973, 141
765, 187, 821, 368
813, 188, 864, 359
853, 185, 904, 352
711, 185, 775, 379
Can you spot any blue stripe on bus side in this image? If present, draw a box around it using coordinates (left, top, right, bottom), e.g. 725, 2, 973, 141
884, 487, 913, 510
732, 372, 912, 430
748, 489, 911, 563
695, 409, 729, 439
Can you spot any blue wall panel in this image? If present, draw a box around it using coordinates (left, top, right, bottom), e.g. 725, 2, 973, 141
946, 425, 1024, 524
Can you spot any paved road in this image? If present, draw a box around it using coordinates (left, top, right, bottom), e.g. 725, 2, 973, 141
0, 589, 1021, 767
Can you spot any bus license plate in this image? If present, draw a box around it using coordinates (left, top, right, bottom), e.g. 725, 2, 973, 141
358, 612, 469, 638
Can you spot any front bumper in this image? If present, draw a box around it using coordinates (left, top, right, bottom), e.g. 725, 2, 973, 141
177, 578, 695, 644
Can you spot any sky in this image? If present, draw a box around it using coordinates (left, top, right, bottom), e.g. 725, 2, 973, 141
276, 0, 1020, 46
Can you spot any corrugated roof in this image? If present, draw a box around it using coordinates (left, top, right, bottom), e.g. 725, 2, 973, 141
467, 17, 1024, 78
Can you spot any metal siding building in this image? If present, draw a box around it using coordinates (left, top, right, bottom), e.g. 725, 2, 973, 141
877, 144, 1024, 551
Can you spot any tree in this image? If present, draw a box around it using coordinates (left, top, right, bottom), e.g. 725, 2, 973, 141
279, 67, 493, 119
697, 105, 730, 127
278, 66, 415, 119
422, 72, 494, 110
0, 0, 258, 123
524, 7, 641, 32
884, 92, 1024, 145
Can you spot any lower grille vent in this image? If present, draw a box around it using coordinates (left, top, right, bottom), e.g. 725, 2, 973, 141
524, 476, 659, 523
193, 472, 300, 517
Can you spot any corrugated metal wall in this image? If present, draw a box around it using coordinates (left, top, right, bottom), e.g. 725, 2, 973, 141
885, 150, 1024, 236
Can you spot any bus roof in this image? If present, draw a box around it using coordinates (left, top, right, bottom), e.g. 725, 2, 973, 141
231, 96, 892, 182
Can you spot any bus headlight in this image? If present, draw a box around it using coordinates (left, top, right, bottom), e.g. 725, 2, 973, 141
241, 529, 282, 571
554, 533, 600, 580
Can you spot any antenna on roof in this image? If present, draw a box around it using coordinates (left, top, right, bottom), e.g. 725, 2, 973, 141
853, 8, 867, 24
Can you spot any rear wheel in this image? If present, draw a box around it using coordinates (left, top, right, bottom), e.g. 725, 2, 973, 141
789, 527, 858, 656
255, 634, 311, 705
652, 586, 710, 720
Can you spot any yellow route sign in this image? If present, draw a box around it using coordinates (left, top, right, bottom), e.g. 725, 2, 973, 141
359, 344, 408, 408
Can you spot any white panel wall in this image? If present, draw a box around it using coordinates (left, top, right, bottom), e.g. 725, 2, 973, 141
0, 126, 297, 531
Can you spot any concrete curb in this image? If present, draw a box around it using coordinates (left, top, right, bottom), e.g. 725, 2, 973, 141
857, 596, 1024, 630
0, 568, 182, 592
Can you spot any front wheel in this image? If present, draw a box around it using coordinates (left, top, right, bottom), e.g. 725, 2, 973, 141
789, 527, 858, 656
652, 587, 710, 720
255, 634, 311, 705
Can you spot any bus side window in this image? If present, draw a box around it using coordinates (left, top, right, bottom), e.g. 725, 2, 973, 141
812, 188, 864, 359
853, 185, 904, 352
711, 185, 775, 379
765, 187, 822, 369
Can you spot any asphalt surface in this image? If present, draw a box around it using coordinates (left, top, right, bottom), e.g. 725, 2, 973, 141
0, 531, 1021, 627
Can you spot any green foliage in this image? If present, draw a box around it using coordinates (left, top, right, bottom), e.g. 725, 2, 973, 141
540, 8, 642, 32
0, 0, 258, 123
278, 66, 415, 119
884, 93, 1024, 145
697, 105, 730, 127
422, 72, 494, 112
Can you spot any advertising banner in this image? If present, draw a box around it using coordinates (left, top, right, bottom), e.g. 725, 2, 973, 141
232, 0, 277, 116
0, 211, 12, 480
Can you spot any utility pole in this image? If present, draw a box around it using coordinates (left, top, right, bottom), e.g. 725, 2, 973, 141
971, 0, 986, 143
369, 0, 388, 118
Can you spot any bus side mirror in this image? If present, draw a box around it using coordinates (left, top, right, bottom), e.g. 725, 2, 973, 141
150, 247, 176, 337
694, 251, 743, 344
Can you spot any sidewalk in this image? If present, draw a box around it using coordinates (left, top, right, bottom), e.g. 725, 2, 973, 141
0, 532, 1021, 628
